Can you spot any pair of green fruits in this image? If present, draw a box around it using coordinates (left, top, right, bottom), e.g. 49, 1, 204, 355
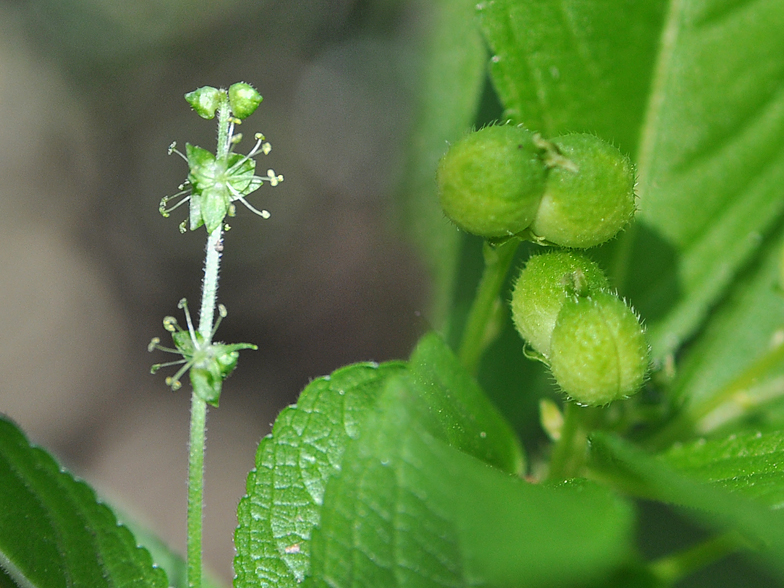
512, 251, 648, 406
437, 125, 648, 406
437, 125, 636, 246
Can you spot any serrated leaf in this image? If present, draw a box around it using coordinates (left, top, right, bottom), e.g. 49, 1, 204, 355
408, 331, 524, 474
233, 361, 406, 588
396, 0, 487, 328
663, 431, 784, 509
117, 515, 224, 588
305, 376, 634, 588
479, 0, 784, 363
0, 415, 168, 588
590, 432, 784, 577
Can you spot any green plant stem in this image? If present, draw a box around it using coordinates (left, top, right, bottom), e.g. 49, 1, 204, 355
187, 395, 207, 588
187, 97, 232, 588
199, 228, 223, 341
545, 402, 590, 482
647, 339, 784, 450
649, 531, 746, 585
458, 238, 520, 375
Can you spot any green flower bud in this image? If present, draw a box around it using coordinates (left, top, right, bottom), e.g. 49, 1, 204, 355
511, 251, 609, 357
549, 291, 649, 406
437, 125, 547, 238
185, 86, 222, 119
530, 133, 636, 248
228, 82, 263, 120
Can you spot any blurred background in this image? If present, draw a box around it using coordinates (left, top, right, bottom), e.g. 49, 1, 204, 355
0, 0, 433, 580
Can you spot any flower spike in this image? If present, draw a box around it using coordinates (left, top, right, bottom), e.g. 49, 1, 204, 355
159, 88, 282, 234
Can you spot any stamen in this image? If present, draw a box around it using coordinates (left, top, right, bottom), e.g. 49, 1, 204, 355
159, 191, 191, 217
178, 299, 199, 348
266, 169, 283, 186
211, 304, 228, 338
168, 142, 188, 162
151, 359, 187, 374
236, 196, 271, 219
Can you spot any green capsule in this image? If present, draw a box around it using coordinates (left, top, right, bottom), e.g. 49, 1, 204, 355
549, 291, 649, 406
437, 125, 547, 238
530, 133, 636, 248
228, 82, 263, 120
511, 251, 609, 357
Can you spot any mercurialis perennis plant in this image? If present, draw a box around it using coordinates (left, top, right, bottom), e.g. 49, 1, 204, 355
2, 5, 784, 588
148, 82, 281, 588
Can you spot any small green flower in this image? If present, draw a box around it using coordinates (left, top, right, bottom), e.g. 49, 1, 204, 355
148, 299, 256, 407
228, 82, 263, 120
159, 97, 283, 234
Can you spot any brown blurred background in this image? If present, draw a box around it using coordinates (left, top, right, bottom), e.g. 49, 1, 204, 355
0, 0, 431, 581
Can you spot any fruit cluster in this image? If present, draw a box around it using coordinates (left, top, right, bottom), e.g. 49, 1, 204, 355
437, 125, 636, 247
511, 252, 648, 406
437, 125, 648, 405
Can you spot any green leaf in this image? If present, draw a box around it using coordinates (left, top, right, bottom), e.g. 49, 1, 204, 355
635, 0, 784, 360
0, 415, 168, 588
226, 153, 260, 198
408, 331, 524, 474
189, 192, 204, 231
117, 515, 225, 588
663, 431, 784, 509
234, 361, 406, 588
190, 365, 223, 406
396, 0, 488, 328
200, 185, 231, 233
234, 333, 524, 587
590, 432, 784, 577
477, 0, 666, 153
186, 143, 218, 191
305, 376, 635, 588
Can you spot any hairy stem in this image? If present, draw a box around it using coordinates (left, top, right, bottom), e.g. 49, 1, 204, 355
187, 395, 207, 588
458, 238, 520, 375
187, 96, 231, 588
199, 228, 223, 341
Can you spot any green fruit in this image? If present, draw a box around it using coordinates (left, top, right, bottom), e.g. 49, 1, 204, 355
549, 291, 649, 406
511, 251, 609, 357
437, 125, 547, 238
530, 133, 636, 248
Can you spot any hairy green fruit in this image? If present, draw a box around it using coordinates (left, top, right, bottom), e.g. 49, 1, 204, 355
511, 251, 609, 357
530, 133, 636, 248
550, 291, 649, 406
437, 125, 547, 238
